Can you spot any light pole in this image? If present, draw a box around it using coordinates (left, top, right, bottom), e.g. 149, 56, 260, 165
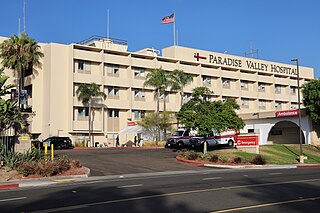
291, 58, 304, 163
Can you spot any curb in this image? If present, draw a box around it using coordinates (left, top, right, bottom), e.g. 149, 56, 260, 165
0, 167, 90, 190
297, 164, 320, 169
0, 183, 19, 190
175, 156, 320, 170
176, 157, 205, 166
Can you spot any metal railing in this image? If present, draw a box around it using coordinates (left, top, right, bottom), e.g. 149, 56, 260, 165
77, 35, 128, 46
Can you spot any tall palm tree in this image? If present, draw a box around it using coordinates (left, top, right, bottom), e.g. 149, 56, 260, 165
170, 69, 193, 108
143, 68, 168, 144
0, 33, 44, 109
76, 83, 106, 147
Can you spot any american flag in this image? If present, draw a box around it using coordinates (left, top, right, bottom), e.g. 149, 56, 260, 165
161, 13, 174, 24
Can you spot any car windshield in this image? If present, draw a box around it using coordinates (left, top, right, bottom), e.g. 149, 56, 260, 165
172, 131, 185, 136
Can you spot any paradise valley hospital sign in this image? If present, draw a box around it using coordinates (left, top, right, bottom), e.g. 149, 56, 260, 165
193, 52, 297, 76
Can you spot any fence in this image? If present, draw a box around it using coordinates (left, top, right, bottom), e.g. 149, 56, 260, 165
0, 136, 16, 155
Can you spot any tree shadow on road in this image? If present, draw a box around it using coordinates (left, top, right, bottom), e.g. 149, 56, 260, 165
1, 184, 200, 213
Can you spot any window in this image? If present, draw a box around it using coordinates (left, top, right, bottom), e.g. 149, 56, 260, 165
134, 89, 145, 100
133, 110, 145, 120
240, 80, 248, 90
258, 82, 265, 92
241, 98, 249, 108
275, 101, 282, 109
183, 93, 191, 102
107, 86, 119, 98
222, 78, 230, 88
105, 64, 119, 76
290, 86, 296, 95
160, 92, 169, 101
275, 84, 281, 93
221, 96, 227, 103
133, 67, 145, 78
108, 109, 119, 118
248, 129, 254, 133
202, 76, 211, 85
78, 107, 89, 117
291, 103, 298, 109
259, 100, 266, 109
77, 60, 91, 73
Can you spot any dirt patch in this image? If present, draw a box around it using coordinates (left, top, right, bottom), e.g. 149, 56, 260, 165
0, 167, 88, 182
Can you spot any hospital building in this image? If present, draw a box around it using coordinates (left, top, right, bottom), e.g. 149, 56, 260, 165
0, 35, 319, 146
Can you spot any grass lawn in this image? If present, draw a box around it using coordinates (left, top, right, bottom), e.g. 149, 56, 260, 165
190, 144, 320, 165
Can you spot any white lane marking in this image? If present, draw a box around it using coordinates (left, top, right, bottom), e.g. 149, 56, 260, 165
85, 180, 105, 184
269, 173, 283, 175
117, 184, 143, 189
243, 175, 249, 177
0, 197, 27, 202
28, 178, 320, 213
203, 177, 222, 181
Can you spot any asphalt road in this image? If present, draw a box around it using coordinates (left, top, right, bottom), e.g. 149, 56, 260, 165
55, 148, 206, 176
0, 168, 319, 212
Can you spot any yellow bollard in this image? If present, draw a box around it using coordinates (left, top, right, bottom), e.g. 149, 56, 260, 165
51, 144, 54, 161
44, 144, 48, 160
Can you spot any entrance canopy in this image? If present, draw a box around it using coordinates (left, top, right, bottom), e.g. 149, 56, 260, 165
119, 125, 144, 135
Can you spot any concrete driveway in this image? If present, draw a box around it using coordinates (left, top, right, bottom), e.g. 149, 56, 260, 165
56, 148, 205, 176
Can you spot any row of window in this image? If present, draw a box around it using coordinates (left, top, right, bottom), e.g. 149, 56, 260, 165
77, 60, 146, 77
76, 107, 144, 119
240, 98, 298, 110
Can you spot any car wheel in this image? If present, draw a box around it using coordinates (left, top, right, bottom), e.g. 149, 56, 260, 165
228, 140, 234, 147
177, 141, 184, 149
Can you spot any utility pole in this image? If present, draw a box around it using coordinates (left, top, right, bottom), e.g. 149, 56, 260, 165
291, 58, 304, 163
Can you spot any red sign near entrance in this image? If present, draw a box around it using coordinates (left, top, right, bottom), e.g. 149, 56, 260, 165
275, 109, 299, 118
237, 135, 259, 146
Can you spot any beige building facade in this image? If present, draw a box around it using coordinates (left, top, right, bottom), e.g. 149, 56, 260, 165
0, 36, 316, 146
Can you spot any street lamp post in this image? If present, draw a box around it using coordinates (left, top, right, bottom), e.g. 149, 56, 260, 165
291, 58, 304, 163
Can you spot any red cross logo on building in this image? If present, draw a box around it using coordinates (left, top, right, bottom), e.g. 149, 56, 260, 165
194, 53, 207, 61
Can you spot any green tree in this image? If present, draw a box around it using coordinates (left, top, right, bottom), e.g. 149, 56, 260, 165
169, 69, 193, 108
0, 68, 24, 134
143, 68, 169, 144
0, 33, 44, 108
302, 79, 320, 124
76, 83, 106, 146
176, 87, 244, 135
138, 112, 174, 141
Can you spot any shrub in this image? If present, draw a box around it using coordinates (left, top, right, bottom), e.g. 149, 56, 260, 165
71, 160, 81, 168
233, 157, 242, 164
18, 158, 71, 177
178, 150, 200, 160
251, 155, 266, 165
205, 153, 219, 163
2, 152, 22, 170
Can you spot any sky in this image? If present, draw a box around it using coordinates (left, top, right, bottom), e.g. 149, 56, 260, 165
0, 0, 319, 77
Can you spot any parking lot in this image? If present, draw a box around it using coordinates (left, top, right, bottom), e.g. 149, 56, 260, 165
56, 148, 206, 176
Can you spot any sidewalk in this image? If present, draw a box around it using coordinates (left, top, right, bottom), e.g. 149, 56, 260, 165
176, 156, 320, 169
0, 168, 90, 190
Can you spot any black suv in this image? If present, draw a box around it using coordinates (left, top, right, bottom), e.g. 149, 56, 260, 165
42, 137, 73, 149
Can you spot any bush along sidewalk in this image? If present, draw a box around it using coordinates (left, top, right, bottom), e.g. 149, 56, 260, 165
0, 145, 82, 177
177, 150, 267, 165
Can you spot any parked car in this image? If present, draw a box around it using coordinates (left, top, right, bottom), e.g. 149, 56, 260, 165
190, 130, 237, 150
165, 129, 196, 149
42, 137, 73, 149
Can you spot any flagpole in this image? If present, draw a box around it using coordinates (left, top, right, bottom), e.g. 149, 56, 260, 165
173, 11, 176, 46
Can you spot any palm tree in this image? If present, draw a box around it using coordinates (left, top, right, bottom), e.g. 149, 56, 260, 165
0, 33, 43, 109
143, 68, 168, 144
76, 83, 106, 146
170, 69, 193, 108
